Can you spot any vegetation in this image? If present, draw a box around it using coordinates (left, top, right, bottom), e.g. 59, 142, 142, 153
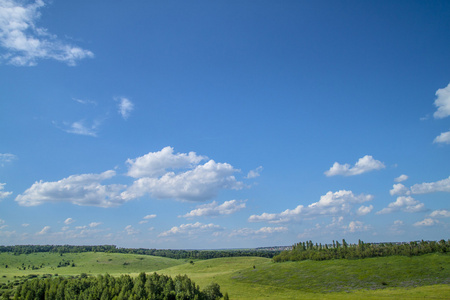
0, 245, 279, 260
0, 243, 449, 299
8, 272, 222, 300
273, 239, 450, 262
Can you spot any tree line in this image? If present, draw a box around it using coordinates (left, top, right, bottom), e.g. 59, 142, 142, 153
4, 272, 226, 300
273, 239, 450, 262
0, 245, 279, 260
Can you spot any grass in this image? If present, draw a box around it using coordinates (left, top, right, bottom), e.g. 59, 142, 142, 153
0, 252, 183, 284
0, 252, 449, 299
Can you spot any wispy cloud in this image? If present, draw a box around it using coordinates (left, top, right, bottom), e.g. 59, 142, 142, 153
394, 174, 409, 182
116, 97, 134, 120
0, 183, 12, 199
246, 166, 263, 179
0, 153, 17, 166
324, 155, 385, 177
0, 0, 93, 66
64, 218, 75, 225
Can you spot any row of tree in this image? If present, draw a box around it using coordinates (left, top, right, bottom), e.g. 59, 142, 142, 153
0, 245, 279, 260
5, 273, 226, 300
273, 239, 450, 262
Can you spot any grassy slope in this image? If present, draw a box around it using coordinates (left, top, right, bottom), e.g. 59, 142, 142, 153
1, 252, 449, 299
158, 254, 450, 299
0, 252, 183, 283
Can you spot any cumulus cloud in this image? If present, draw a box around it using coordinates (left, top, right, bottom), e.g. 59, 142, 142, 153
324, 155, 385, 176
143, 214, 157, 220
15, 170, 129, 207
182, 200, 246, 218
126, 147, 206, 178
356, 205, 373, 216
346, 221, 370, 233
377, 196, 426, 214
158, 222, 223, 237
390, 183, 409, 196
64, 218, 75, 225
429, 209, 450, 218
0, 153, 17, 166
123, 159, 244, 202
116, 97, 134, 120
433, 83, 450, 119
229, 226, 288, 237
410, 176, 450, 194
246, 166, 263, 179
36, 225, 51, 235
394, 174, 409, 182
249, 190, 373, 223
0, 183, 12, 199
0, 0, 93, 66
434, 131, 450, 144
414, 218, 439, 227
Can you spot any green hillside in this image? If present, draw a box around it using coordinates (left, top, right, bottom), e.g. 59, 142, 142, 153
1, 252, 449, 299
0, 252, 183, 284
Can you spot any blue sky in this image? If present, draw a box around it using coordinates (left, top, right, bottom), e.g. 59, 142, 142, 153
0, 0, 449, 249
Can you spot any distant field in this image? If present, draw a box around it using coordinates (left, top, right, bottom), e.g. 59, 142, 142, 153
1, 252, 449, 299
0, 252, 184, 284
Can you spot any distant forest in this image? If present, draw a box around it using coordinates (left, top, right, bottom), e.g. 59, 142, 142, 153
273, 239, 450, 262
0, 245, 280, 260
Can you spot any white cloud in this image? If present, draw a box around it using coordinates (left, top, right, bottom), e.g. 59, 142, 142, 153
394, 220, 404, 226
229, 226, 288, 237
22, 223, 29, 227
123, 159, 244, 202
356, 205, 373, 216
89, 222, 101, 228
410, 176, 450, 194
138, 220, 148, 224
429, 209, 450, 218
433, 82, 450, 119
246, 166, 263, 179
73, 98, 96, 106
394, 174, 409, 182
414, 218, 439, 227
36, 225, 51, 235
324, 155, 385, 176
0, 0, 93, 66
0, 183, 12, 199
249, 190, 373, 223
57, 120, 100, 137
143, 214, 157, 219
158, 222, 223, 237
126, 146, 206, 178
390, 183, 409, 196
0, 153, 17, 166
64, 218, 75, 225
15, 170, 129, 207
377, 196, 426, 214
346, 221, 370, 233
182, 200, 246, 218
116, 97, 134, 120
434, 131, 450, 144
124, 225, 139, 235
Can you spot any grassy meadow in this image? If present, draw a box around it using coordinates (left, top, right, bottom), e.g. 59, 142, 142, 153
0, 252, 449, 299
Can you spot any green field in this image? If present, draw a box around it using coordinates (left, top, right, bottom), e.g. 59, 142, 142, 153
1, 252, 449, 299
